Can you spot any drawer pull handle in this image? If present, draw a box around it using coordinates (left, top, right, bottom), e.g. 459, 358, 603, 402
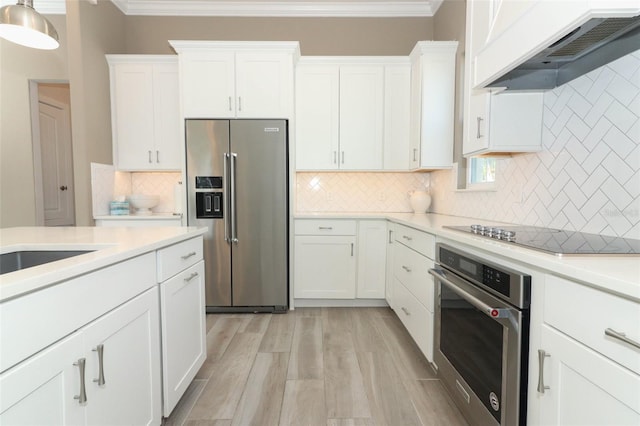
388, 230, 393, 244
605, 328, 640, 350
537, 349, 550, 394
401, 307, 410, 316
402, 235, 412, 241
181, 251, 197, 260
92, 344, 106, 386
401, 265, 412, 272
73, 358, 87, 404
184, 272, 199, 282
318, 226, 333, 230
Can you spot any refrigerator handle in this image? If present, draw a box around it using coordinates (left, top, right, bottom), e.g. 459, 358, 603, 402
231, 152, 238, 244
223, 153, 230, 243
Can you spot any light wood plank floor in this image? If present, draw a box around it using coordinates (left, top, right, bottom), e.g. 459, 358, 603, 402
165, 307, 468, 426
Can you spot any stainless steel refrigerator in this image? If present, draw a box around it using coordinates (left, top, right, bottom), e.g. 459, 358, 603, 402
185, 119, 288, 312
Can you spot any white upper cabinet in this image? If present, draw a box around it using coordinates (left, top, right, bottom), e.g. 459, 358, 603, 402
170, 41, 300, 119
295, 57, 411, 171
473, 0, 640, 89
107, 55, 181, 171
462, 1, 544, 156
383, 63, 412, 170
339, 65, 384, 170
409, 42, 458, 170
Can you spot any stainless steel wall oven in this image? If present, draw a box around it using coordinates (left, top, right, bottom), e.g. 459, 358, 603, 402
430, 243, 531, 426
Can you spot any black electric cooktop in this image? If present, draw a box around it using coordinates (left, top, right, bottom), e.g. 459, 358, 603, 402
444, 225, 640, 256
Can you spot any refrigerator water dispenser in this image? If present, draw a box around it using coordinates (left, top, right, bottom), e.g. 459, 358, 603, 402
196, 192, 223, 219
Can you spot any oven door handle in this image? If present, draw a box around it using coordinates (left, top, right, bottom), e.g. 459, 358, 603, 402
429, 268, 511, 320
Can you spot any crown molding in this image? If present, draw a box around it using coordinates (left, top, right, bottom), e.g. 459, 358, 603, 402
111, 0, 443, 17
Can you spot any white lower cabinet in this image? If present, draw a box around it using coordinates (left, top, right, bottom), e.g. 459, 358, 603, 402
160, 261, 206, 416
294, 235, 356, 299
392, 277, 433, 361
533, 274, 640, 425
356, 220, 387, 299
0, 288, 161, 425
537, 325, 640, 425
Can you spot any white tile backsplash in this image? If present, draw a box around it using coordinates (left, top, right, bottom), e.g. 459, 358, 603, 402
296, 172, 430, 212
430, 49, 640, 239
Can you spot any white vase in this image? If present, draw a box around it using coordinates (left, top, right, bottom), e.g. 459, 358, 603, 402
409, 190, 431, 213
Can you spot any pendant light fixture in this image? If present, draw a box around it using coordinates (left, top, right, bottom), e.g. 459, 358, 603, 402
0, 0, 59, 50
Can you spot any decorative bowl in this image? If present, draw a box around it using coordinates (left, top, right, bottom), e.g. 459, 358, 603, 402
128, 194, 159, 215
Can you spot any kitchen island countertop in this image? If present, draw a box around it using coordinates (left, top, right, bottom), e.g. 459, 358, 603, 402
295, 212, 640, 301
0, 226, 206, 302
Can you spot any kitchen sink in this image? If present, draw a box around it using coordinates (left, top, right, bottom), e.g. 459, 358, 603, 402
0, 250, 95, 275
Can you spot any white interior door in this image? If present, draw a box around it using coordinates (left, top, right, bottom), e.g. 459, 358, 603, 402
38, 98, 75, 226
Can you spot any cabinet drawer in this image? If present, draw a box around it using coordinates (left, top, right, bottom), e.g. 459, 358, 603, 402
393, 278, 434, 362
156, 237, 203, 282
393, 224, 435, 259
393, 243, 434, 312
544, 275, 640, 375
295, 219, 357, 236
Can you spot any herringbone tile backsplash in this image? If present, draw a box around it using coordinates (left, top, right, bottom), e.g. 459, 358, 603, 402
431, 50, 640, 239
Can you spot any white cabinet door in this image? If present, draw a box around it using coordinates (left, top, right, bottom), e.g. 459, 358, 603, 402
152, 63, 182, 169
0, 333, 84, 425
236, 52, 292, 119
111, 63, 155, 170
462, 0, 544, 156
537, 325, 640, 425
83, 287, 162, 426
294, 235, 356, 299
356, 220, 387, 299
339, 66, 384, 170
180, 52, 236, 118
160, 261, 206, 417
295, 64, 340, 170
383, 64, 412, 170
108, 56, 181, 171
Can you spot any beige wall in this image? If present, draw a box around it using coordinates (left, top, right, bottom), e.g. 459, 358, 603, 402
125, 16, 433, 55
66, 0, 126, 225
0, 15, 68, 227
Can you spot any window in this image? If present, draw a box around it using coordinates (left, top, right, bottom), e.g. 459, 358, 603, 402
468, 157, 497, 188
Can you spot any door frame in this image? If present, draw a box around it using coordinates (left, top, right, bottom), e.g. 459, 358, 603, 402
29, 80, 74, 226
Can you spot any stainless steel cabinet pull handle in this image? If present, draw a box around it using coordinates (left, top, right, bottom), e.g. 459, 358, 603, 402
341, 151, 345, 164
228, 96, 232, 111
413, 148, 417, 162
402, 265, 412, 272
318, 226, 333, 230
238, 96, 242, 111
181, 251, 197, 260
537, 349, 550, 394
333, 151, 337, 164
476, 117, 484, 139
401, 307, 410, 316
351, 243, 354, 256
156, 150, 160, 163
605, 328, 640, 350
402, 235, 412, 241
92, 344, 105, 386
148, 150, 152, 163
388, 230, 393, 244
184, 272, 199, 282
73, 358, 87, 404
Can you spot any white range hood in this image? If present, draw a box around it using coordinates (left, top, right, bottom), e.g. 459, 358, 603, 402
473, 0, 640, 91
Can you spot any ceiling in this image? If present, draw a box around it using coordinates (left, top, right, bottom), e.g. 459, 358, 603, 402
9, 0, 443, 17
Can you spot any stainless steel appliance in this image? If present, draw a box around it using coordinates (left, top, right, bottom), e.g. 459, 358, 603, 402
186, 119, 289, 313
444, 224, 640, 255
429, 243, 531, 426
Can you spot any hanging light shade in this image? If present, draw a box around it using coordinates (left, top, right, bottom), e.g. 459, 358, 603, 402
0, 0, 59, 50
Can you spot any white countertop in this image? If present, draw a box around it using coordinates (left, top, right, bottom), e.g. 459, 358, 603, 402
94, 213, 182, 220
0, 226, 206, 302
296, 212, 640, 301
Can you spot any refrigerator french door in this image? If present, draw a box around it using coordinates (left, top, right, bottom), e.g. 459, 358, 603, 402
185, 119, 289, 312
